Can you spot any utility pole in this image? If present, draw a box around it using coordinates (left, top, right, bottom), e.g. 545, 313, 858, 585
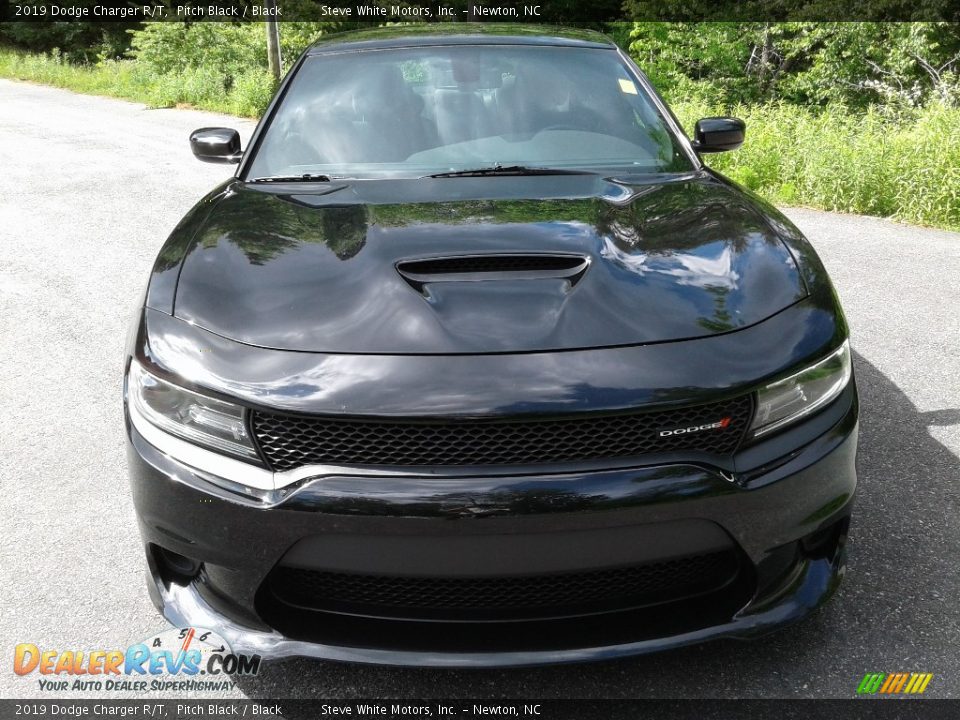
265, 0, 281, 83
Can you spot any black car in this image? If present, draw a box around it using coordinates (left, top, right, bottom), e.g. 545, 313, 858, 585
124, 25, 857, 666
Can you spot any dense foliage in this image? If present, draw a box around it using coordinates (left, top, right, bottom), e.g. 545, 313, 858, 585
628, 22, 960, 111
0, 16, 134, 62
1, 20, 958, 229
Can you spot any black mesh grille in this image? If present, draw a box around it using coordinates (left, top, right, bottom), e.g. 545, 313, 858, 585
252, 395, 753, 471
268, 550, 740, 620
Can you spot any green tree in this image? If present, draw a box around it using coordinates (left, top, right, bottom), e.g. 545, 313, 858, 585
627, 21, 960, 109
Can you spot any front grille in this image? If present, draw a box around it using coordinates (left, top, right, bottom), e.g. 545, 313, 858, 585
268, 550, 741, 621
251, 395, 753, 471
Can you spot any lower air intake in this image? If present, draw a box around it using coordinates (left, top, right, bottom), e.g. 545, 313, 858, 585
267, 550, 742, 621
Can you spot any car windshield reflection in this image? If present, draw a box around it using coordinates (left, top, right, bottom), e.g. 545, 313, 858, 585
247, 45, 694, 180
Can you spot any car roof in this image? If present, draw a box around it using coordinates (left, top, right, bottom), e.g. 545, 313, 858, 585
305, 23, 616, 53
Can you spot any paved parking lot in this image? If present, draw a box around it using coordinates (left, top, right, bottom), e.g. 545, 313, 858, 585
1, 79, 958, 700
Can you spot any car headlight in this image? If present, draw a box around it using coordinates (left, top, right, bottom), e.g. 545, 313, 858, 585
127, 360, 258, 460
750, 340, 852, 438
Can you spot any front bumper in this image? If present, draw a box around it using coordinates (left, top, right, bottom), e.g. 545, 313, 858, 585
126, 385, 857, 667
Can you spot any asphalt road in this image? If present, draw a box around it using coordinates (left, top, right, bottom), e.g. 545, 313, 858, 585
1, 79, 959, 701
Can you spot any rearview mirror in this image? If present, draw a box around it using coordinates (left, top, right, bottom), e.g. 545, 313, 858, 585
692, 117, 745, 153
190, 127, 242, 164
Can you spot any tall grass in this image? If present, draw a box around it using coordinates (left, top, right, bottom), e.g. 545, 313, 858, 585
0, 47, 274, 118
1, 46, 957, 230
673, 101, 960, 231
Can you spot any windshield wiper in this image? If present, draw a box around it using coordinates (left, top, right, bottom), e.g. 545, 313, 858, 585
249, 173, 333, 183
427, 165, 591, 179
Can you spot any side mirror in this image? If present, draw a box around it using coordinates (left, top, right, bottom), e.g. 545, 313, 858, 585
190, 127, 242, 164
692, 117, 745, 153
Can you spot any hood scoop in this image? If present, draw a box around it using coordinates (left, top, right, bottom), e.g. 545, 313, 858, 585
172, 178, 809, 354
396, 253, 589, 293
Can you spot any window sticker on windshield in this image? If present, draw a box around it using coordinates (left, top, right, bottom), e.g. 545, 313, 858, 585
618, 78, 638, 95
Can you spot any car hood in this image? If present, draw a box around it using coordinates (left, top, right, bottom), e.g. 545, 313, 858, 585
172, 173, 806, 354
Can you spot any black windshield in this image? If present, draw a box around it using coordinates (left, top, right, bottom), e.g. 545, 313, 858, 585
246, 44, 695, 180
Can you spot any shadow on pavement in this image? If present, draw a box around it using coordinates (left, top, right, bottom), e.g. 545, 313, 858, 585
234, 351, 960, 702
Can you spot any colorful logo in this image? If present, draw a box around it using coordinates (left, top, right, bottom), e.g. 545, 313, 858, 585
857, 672, 933, 695
13, 627, 261, 693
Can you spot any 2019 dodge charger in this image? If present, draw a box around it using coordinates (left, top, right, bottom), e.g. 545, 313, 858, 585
124, 25, 858, 666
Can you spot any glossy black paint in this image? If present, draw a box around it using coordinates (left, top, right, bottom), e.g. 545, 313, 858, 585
137, 293, 843, 421
189, 127, 242, 164
693, 117, 747, 153
161, 173, 808, 355
126, 25, 858, 665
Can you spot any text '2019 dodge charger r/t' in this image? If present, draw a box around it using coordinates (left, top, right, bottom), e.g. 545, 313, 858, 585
124, 26, 857, 666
